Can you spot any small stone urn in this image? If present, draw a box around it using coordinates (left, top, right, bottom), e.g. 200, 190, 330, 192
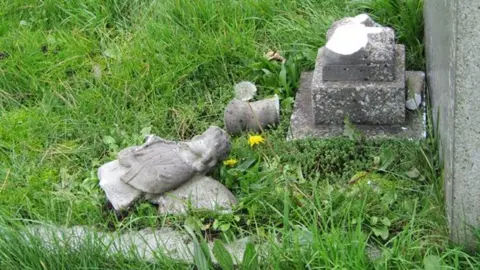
224, 95, 280, 134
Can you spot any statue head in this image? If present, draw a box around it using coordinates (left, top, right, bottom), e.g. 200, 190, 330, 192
183, 126, 231, 172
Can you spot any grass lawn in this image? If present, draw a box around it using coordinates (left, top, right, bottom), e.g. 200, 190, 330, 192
1, 0, 479, 269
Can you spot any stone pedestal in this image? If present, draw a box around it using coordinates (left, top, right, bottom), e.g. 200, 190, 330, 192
288, 72, 426, 140
289, 14, 426, 141
312, 45, 406, 125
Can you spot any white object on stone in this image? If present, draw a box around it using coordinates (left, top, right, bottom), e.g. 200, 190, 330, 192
234, 81, 257, 101
149, 175, 237, 214
352, 13, 381, 27
326, 24, 383, 55
405, 71, 425, 111
98, 126, 233, 212
405, 94, 422, 111
326, 14, 382, 41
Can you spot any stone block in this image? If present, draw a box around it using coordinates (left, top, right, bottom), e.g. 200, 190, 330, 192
288, 72, 426, 140
311, 45, 406, 125
323, 28, 396, 81
323, 30, 396, 66
324, 19, 396, 82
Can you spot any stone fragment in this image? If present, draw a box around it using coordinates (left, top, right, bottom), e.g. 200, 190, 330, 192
148, 175, 237, 214
27, 225, 255, 265
311, 45, 406, 125
405, 71, 425, 111
234, 81, 257, 101
224, 95, 280, 134
98, 160, 143, 210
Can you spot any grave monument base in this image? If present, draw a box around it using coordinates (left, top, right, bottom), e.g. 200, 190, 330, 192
288, 72, 426, 140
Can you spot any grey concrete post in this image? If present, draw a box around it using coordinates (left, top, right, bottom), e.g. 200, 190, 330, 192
424, 0, 480, 249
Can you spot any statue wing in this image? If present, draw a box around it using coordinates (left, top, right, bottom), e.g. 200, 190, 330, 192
117, 138, 194, 194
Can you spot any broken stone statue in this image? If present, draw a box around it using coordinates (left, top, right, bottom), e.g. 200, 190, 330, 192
98, 126, 237, 213
224, 81, 280, 134
289, 14, 426, 140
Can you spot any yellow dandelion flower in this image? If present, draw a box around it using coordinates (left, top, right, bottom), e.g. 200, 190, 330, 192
223, 159, 238, 167
248, 134, 265, 147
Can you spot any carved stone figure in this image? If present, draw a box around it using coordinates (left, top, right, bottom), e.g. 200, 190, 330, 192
98, 126, 234, 211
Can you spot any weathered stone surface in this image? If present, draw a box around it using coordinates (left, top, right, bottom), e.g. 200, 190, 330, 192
27, 225, 254, 265
98, 160, 143, 210
324, 16, 396, 82
311, 45, 406, 125
323, 25, 396, 81
405, 71, 425, 111
224, 95, 280, 134
148, 175, 237, 214
323, 29, 395, 65
98, 126, 232, 211
425, 0, 480, 250
322, 62, 395, 82
288, 72, 426, 140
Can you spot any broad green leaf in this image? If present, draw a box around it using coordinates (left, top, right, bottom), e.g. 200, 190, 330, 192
296, 165, 306, 184
103, 136, 116, 145
213, 219, 220, 230
184, 217, 202, 233
193, 241, 210, 270
372, 226, 389, 240
236, 158, 257, 171
241, 242, 258, 270
140, 127, 152, 136
370, 216, 379, 225
220, 223, 231, 232
213, 240, 234, 270
200, 239, 212, 263
406, 167, 421, 179
381, 217, 391, 227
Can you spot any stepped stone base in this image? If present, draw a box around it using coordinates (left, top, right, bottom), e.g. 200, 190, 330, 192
312, 45, 406, 125
288, 72, 426, 140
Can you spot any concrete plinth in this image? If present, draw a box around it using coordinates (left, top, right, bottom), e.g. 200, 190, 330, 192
311, 45, 406, 125
288, 72, 426, 140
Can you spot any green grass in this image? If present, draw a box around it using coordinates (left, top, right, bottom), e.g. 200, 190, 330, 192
1, 0, 479, 269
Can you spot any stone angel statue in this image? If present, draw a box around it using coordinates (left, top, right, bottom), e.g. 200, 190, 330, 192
98, 126, 232, 211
